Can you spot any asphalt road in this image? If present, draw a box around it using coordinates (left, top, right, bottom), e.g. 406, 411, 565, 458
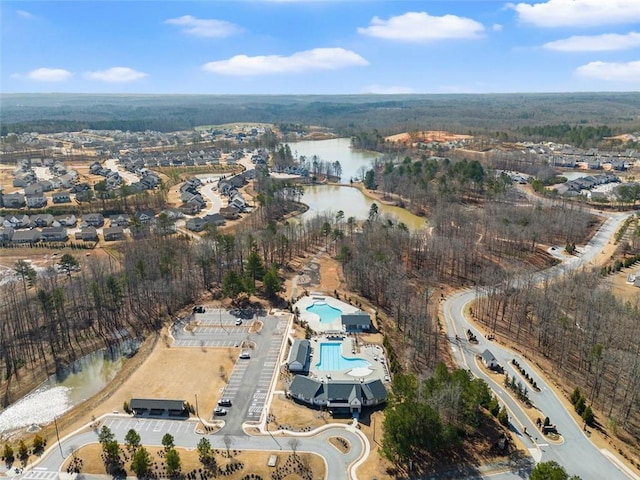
443, 209, 639, 480
27, 415, 366, 480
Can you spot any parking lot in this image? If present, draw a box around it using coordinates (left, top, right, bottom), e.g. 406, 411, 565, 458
172, 308, 256, 348
103, 416, 197, 436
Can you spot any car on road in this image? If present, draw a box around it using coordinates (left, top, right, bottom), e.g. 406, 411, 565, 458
239, 351, 251, 359
218, 399, 232, 407
214, 407, 227, 416
235, 318, 243, 326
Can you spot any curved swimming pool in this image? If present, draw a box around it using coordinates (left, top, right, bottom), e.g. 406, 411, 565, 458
306, 302, 343, 324
316, 343, 370, 371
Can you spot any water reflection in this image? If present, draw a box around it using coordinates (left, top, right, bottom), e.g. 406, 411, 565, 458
0, 350, 125, 436
300, 185, 426, 231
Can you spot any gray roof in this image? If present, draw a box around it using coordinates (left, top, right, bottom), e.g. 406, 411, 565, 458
481, 349, 496, 364
129, 398, 185, 411
288, 339, 310, 368
341, 311, 371, 326
290, 375, 324, 400
290, 377, 386, 404
361, 379, 388, 402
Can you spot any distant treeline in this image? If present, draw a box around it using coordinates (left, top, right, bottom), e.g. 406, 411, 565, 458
515, 124, 615, 148
2, 92, 640, 136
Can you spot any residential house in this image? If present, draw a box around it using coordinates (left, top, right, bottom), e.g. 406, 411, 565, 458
0, 227, 14, 243
11, 230, 41, 244
30, 214, 55, 227
2, 193, 26, 208
219, 206, 240, 220
103, 226, 126, 241
82, 213, 104, 227
75, 226, 98, 241
13, 172, 36, 187
26, 192, 47, 208
41, 226, 68, 242
186, 217, 207, 232
24, 183, 44, 195
341, 311, 372, 332
109, 214, 130, 227
134, 209, 156, 224
4, 214, 30, 229
52, 192, 72, 204
229, 195, 248, 212
55, 214, 77, 227
203, 214, 226, 227
287, 339, 310, 373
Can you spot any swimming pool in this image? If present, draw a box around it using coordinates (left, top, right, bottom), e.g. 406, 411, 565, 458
316, 343, 370, 371
306, 302, 343, 324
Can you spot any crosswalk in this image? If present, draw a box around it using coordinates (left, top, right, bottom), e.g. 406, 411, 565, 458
18, 470, 58, 480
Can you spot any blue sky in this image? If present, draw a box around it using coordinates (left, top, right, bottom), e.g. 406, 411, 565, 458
2, 0, 640, 94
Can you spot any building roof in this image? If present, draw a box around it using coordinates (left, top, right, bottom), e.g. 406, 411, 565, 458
288, 339, 310, 367
481, 349, 496, 364
361, 379, 388, 402
289, 375, 325, 400
341, 311, 371, 326
129, 398, 185, 411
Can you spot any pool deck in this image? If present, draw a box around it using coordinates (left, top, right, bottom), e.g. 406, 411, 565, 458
306, 334, 390, 383
294, 294, 361, 333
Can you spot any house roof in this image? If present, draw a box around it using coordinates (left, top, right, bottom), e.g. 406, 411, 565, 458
288, 339, 310, 367
481, 349, 497, 364
129, 398, 185, 411
12, 230, 41, 242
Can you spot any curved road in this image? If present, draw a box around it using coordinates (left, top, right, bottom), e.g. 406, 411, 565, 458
443, 209, 639, 480
29, 416, 366, 480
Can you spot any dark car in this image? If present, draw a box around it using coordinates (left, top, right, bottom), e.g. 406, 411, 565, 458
218, 399, 232, 407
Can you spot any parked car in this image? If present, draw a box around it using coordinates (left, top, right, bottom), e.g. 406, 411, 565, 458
239, 352, 251, 359
235, 318, 243, 326
218, 399, 232, 407
214, 407, 227, 416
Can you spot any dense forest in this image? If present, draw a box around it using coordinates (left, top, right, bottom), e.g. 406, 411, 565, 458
2, 92, 640, 137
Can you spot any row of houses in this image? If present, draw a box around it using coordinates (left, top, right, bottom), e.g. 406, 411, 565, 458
553, 174, 620, 196
12, 159, 78, 188
0, 225, 129, 244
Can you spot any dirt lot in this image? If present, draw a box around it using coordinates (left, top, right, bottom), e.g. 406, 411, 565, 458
385, 130, 473, 144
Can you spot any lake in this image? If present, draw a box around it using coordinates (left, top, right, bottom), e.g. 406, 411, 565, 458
287, 137, 379, 182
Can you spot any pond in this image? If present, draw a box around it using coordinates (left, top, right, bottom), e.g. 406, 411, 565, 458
285, 138, 426, 230
0, 347, 128, 437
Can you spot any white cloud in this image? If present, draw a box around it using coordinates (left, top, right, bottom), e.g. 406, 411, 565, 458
357, 11, 484, 41
165, 15, 241, 38
492, 23, 503, 32
85, 67, 147, 83
575, 60, 640, 81
544, 32, 640, 51
16, 10, 33, 19
202, 48, 368, 75
24, 68, 73, 82
364, 85, 415, 94
510, 0, 640, 27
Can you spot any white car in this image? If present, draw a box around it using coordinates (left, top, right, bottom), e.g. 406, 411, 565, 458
235, 319, 243, 326
239, 352, 251, 359
214, 407, 227, 416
